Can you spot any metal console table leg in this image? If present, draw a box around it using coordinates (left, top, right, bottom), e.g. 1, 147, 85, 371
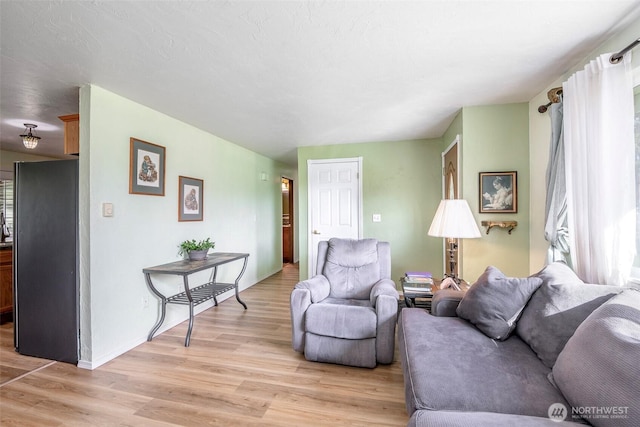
183, 275, 195, 347
235, 256, 249, 309
145, 273, 167, 341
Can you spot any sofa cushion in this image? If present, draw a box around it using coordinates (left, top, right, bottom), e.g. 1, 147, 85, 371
456, 266, 542, 340
323, 238, 380, 299
305, 299, 376, 339
517, 263, 624, 368
552, 289, 640, 427
398, 308, 570, 418
533, 261, 584, 285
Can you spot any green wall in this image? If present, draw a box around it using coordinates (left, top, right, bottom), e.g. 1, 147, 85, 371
459, 103, 530, 280
79, 85, 293, 368
297, 138, 444, 286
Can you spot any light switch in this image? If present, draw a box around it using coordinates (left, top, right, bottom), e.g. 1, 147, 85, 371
102, 202, 114, 217
372, 214, 382, 223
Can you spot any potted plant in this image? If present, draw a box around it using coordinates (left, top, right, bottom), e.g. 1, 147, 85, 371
178, 238, 215, 261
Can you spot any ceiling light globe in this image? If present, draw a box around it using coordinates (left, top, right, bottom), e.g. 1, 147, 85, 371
22, 136, 39, 149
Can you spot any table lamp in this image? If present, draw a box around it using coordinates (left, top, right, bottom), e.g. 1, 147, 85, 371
428, 199, 481, 287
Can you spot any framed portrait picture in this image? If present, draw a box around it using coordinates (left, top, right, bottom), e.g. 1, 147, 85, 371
178, 176, 203, 221
129, 138, 166, 196
479, 171, 517, 213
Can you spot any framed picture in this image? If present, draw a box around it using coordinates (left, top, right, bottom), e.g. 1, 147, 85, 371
129, 138, 166, 196
479, 171, 517, 213
178, 176, 203, 221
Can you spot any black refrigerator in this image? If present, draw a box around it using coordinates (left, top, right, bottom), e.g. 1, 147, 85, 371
14, 159, 79, 364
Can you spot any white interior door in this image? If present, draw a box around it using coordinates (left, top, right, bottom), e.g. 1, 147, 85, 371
307, 157, 363, 277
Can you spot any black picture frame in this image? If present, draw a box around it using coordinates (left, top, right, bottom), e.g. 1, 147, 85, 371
129, 138, 166, 196
479, 171, 517, 213
178, 176, 203, 222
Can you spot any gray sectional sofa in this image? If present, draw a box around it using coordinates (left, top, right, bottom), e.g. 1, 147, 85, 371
398, 262, 640, 427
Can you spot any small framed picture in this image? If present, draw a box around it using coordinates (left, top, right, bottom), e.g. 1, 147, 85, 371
129, 138, 166, 196
479, 171, 517, 213
178, 176, 203, 221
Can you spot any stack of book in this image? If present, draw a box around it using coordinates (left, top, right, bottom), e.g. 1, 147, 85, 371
403, 271, 434, 293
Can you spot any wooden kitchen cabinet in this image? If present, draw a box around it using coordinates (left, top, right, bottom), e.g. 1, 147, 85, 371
0, 247, 12, 323
59, 114, 80, 155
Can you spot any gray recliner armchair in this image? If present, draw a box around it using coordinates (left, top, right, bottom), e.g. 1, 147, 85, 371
290, 238, 399, 368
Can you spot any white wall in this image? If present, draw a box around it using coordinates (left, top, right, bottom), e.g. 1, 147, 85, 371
529, 16, 640, 274
79, 85, 294, 368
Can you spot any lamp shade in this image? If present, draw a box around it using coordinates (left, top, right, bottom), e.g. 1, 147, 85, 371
428, 199, 481, 239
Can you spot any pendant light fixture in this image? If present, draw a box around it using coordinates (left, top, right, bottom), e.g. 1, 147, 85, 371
20, 123, 41, 149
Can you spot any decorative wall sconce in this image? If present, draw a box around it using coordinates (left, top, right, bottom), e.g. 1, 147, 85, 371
20, 123, 41, 149
481, 220, 518, 234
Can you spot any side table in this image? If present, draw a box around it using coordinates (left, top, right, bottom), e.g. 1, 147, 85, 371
401, 277, 469, 312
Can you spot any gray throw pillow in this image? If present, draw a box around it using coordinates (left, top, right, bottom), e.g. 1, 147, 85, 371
456, 266, 542, 340
552, 289, 640, 426
516, 262, 623, 368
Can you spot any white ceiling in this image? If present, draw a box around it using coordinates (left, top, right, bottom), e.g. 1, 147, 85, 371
2, 1, 640, 165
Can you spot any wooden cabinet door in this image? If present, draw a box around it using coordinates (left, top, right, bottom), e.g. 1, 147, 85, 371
0, 249, 12, 318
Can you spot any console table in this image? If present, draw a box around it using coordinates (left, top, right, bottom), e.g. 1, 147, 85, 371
143, 252, 249, 346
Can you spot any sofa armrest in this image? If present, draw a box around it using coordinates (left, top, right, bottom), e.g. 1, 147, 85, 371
431, 289, 466, 317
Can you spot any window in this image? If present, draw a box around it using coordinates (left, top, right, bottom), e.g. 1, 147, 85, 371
0, 179, 13, 241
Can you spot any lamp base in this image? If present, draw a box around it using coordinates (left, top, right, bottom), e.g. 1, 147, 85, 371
442, 273, 462, 291
444, 238, 462, 290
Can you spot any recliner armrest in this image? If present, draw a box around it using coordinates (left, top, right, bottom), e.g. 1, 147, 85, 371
290, 275, 331, 353
431, 289, 466, 317
294, 275, 331, 303
370, 279, 399, 306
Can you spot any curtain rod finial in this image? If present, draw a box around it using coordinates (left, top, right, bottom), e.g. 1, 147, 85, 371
548, 87, 563, 103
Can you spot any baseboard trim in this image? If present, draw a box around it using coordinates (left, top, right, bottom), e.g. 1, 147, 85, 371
78, 291, 236, 370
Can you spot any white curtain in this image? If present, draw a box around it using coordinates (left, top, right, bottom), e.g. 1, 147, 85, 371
563, 53, 636, 285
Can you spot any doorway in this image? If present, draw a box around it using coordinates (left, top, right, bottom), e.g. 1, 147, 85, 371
282, 177, 294, 264
442, 135, 460, 277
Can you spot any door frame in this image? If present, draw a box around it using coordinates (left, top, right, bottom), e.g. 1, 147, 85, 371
441, 135, 461, 276
307, 157, 363, 277
282, 176, 294, 263
442, 134, 460, 199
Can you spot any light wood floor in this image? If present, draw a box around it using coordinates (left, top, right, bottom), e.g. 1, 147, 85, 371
0, 264, 409, 426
